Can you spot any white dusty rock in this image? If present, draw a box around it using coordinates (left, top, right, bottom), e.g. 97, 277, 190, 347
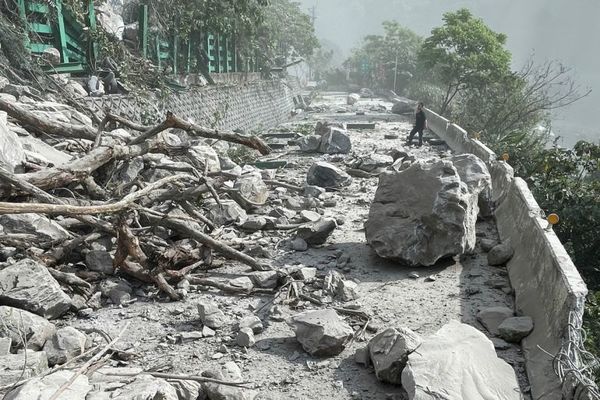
402, 320, 522, 399
488, 242, 515, 266
324, 270, 359, 301
0, 117, 25, 172
287, 309, 353, 356
319, 127, 352, 154
42, 327, 88, 366
198, 301, 228, 329
0, 259, 72, 319
0, 213, 71, 242
303, 185, 326, 198
234, 172, 269, 206
203, 361, 257, 400
109, 374, 178, 400
498, 316, 534, 343
365, 158, 479, 266
206, 200, 248, 226
96, 2, 125, 41
190, 144, 221, 172
4, 370, 91, 400
296, 218, 337, 245
0, 351, 49, 386
18, 135, 72, 166
171, 380, 203, 400
476, 306, 514, 335
347, 93, 360, 105
239, 316, 264, 333
306, 161, 352, 189
368, 327, 421, 384
0, 306, 56, 350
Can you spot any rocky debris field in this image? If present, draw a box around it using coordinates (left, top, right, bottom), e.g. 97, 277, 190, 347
0, 83, 533, 400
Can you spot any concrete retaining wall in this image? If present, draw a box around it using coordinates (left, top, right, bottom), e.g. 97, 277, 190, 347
424, 108, 589, 400
84, 78, 299, 133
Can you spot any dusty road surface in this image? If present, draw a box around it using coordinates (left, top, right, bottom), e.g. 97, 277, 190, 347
68, 92, 530, 399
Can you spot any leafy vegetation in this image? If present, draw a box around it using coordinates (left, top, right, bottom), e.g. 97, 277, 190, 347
344, 21, 422, 92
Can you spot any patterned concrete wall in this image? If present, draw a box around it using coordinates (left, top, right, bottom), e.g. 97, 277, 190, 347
163, 78, 298, 132
83, 78, 299, 132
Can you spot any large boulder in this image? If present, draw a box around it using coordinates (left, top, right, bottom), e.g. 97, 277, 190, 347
0, 213, 71, 242
0, 259, 72, 319
368, 328, 422, 384
0, 117, 25, 172
0, 306, 56, 350
287, 309, 353, 356
452, 154, 492, 216
42, 327, 88, 366
402, 320, 522, 399
307, 161, 352, 189
318, 127, 352, 154
4, 370, 91, 400
365, 158, 479, 266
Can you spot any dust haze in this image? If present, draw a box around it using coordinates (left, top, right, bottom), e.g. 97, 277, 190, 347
298, 0, 600, 146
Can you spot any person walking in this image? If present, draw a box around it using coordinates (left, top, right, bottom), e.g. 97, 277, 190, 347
407, 102, 427, 146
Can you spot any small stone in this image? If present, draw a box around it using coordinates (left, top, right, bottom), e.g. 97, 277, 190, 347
293, 267, 317, 282
479, 238, 497, 252
249, 271, 279, 289
85, 250, 114, 274
239, 316, 264, 334
408, 272, 420, 279
498, 316, 534, 343
425, 275, 437, 282
491, 338, 511, 350
42, 327, 88, 366
384, 134, 399, 140
211, 352, 224, 359
179, 331, 203, 343
202, 326, 216, 337
300, 210, 321, 222
476, 307, 514, 335
198, 302, 227, 329
354, 346, 370, 366
229, 277, 253, 291
236, 328, 255, 347
291, 237, 308, 252
287, 309, 353, 356
488, 242, 514, 266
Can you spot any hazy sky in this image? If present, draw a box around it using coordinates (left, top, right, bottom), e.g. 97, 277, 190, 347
297, 0, 600, 145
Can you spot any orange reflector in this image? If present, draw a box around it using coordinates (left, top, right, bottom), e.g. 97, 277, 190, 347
547, 213, 560, 225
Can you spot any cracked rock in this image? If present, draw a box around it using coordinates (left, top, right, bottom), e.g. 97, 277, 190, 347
287, 309, 353, 356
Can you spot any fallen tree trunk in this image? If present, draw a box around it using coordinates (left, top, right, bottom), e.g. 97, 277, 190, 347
0, 174, 190, 215
130, 112, 272, 155
0, 98, 98, 140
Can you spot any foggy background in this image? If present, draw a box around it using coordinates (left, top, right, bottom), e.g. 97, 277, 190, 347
297, 0, 600, 146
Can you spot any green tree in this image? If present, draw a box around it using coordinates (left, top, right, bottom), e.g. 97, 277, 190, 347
258, 0, 319, 62
418, 8, 511, 115
345, 21, 422, 91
